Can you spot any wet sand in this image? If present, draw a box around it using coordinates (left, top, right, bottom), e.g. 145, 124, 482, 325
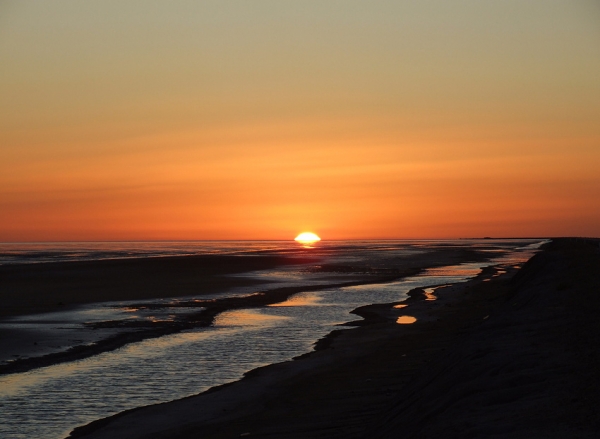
66, 238, 600, 438
0, 254, 317, 318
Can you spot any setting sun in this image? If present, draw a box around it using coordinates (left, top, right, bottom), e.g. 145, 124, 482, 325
294, 232, 321, 244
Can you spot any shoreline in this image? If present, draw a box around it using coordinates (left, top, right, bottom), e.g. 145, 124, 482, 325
66, 238, 600, 438
0, 246, 493, 376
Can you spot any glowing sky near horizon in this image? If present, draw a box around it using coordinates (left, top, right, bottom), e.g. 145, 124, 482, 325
1, 0, 599, 241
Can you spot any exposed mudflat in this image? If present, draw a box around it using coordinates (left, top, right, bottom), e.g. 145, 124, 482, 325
1, 246, 487, 376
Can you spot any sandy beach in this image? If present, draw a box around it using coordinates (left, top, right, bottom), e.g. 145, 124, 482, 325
62, 238, 600, 438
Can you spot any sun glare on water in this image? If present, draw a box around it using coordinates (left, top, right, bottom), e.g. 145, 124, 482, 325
294, 232, 321, 244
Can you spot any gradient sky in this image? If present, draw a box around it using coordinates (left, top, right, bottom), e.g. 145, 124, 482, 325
1, 0, 599, 241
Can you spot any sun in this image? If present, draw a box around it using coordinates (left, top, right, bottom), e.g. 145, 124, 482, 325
294, 232, 321, 244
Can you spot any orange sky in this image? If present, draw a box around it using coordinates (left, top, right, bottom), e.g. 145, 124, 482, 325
1, 1, 599, 241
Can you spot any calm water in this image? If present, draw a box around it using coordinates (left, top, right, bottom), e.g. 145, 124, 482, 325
0, 240, 545, 439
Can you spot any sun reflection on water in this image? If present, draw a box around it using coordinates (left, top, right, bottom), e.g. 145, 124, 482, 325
214, 309, 290, 327
268, 293, 322, 307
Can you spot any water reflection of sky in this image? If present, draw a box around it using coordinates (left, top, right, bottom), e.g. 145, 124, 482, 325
397, 316, 417, 324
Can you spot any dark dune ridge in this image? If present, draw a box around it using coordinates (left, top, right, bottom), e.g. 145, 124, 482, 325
370, 238, 600, 439
66, 238, 600, 439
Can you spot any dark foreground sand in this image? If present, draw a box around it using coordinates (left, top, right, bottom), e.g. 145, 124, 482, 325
67, 238, 600, 439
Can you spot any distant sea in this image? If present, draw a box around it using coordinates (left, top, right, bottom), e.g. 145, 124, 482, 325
0, 241, 310, 265
0, 240, 546, 439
